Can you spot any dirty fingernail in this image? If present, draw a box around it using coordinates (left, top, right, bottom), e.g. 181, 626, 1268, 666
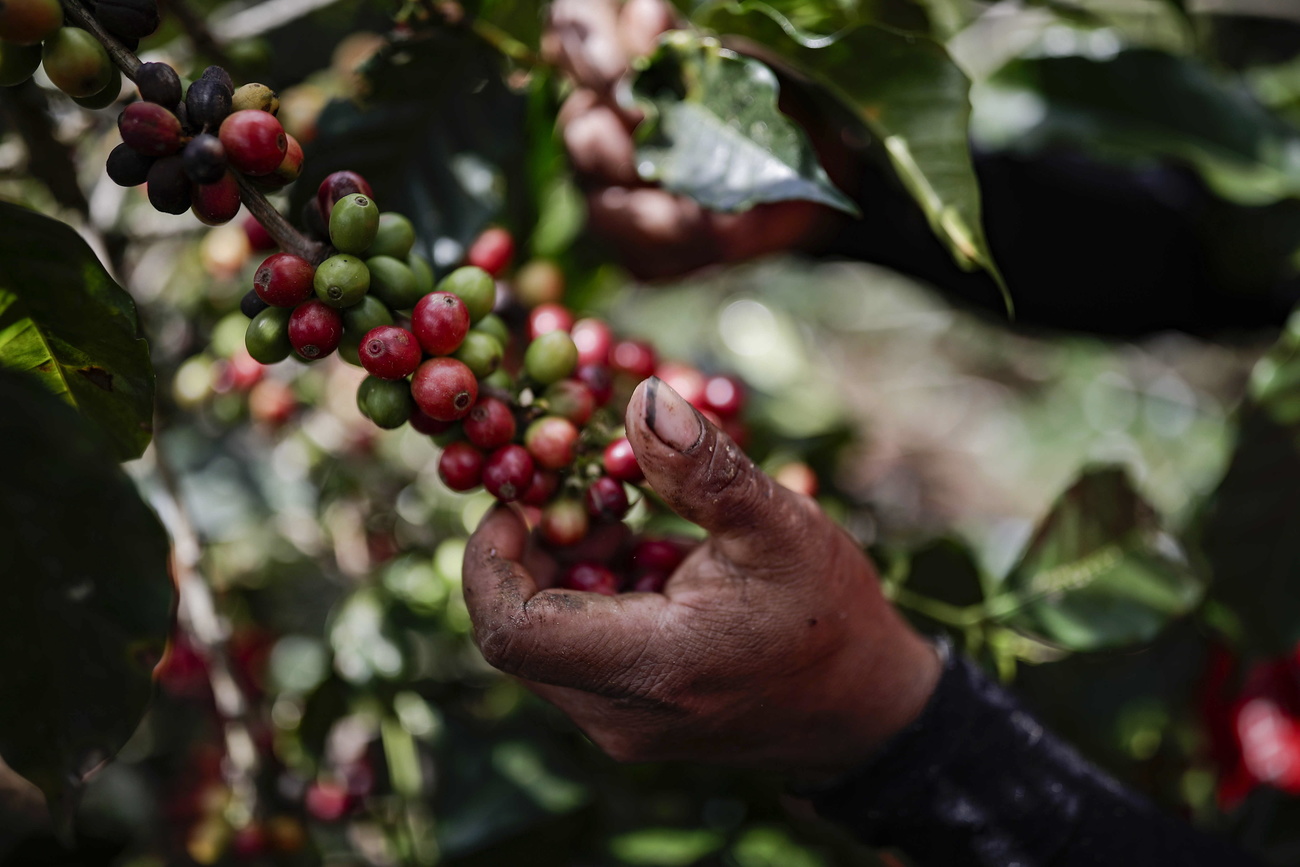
644, 376, 702, 452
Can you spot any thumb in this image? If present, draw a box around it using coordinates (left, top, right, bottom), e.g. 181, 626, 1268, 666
624, 377, 816, 568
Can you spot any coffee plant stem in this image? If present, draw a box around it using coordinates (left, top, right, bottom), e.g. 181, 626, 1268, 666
886, 584, 984, 629
60, 0, 140, 79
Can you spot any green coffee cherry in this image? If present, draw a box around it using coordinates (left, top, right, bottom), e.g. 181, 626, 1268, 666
472, 313, 510, 348
73, 67, 121, 109
409, 253, 435, 295
357, 376, 414, 429
0, 42, 42, 87
482, 368, 512, 391
365, 256, 421, 310
42, 28, 114, 98
438, 266, 494, 323
245, 307, 292, 363
338, 337, 363, 368
524, 330, 578, 385
370, 213, 416, 260
329, 193, 380, 254
314, 254, 370, 309
453, 331, 504, 378
341, 294, 393, 336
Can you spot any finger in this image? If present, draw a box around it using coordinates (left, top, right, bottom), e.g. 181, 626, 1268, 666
624, 378, 820, 570
562, 99, 640, 186
618, 0, 678, 59
463, 506, 670, 692
542, 0, 628, 91
586, 187, 720, 278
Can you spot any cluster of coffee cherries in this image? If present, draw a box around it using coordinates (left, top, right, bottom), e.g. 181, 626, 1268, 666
106, 61, 297, 224
0, 0, 157, 105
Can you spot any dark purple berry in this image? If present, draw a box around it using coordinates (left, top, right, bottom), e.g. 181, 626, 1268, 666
186, 77, 233, 130
145, 155, 191, 214
241, 289, 270, 319
106, 142, 154, 187
135, 61, 181, 107
182, 133, 226, 184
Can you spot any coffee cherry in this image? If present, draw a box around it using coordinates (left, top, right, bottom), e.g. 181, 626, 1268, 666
524, 416, 579, 470
191, 172, 241, 225
438, 442, 484, 491
409, 406, 454, 436
409, 254, 435, 295
482, 444, 533, 502
631, 537, 686, 574
145, 155, 191, 214
560, 562, 617, 596
317, 171, 374, 218
412, 292, 470, 356
411, 357, 477, 421
611, 340, 657, 381
243, 215, 276, 251
329, 193, 380, 254
252, 254, 311, 307
135, 61, 181, 107
603, 436, 643, 483
472, 313, 510, 348
181, 133, 226, 184
232, 82, 278, 114
527, 303, 574, 340
289, 300, 343, 360
370, 213, 415, 260
0, 0, 61, 44
524, 331, 578, 385
241, 289, 269, 319
73, 67, 121, 109
585, 475, 629, 521
201, 65, 234, 91
657, 361, 706, 408
0, 42, 42, 86
630, 571, 669, 594
540, 498, 588, 546
43, 28, 113, 98
466, 226, 514, 277
359, 325, 421, 379
106, 143, 154, 186
462, 397, 515, 450
258, 134, 303, 187
576, 364, 614, 406
438, 266, 494, 323
341, 294, 392, 336
118, 101, 182, 156
514, 259, 564, 308
543, 379, 595, 425
521, 468, 559, 507
571, 318, 613, 367
245, 306, 292, 363
357, 376, 414, 429
313, 254, 370, 308
703, 374, 745, 417
366, 256, 421, 310
452, 331, 503, 378
186, 77, 233, 130
219, 110, 288, 176
94, 0, 159, 40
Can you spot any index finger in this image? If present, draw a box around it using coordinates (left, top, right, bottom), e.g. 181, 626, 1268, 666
463, 506, 672, 696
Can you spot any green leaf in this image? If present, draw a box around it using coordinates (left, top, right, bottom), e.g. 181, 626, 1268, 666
696, 2, 1008, 309
0, 371, 173, 815
994, 466, 1204, 651
0, 202, 154, 461
973, 49, 1300, 207
631, 32, 858, 214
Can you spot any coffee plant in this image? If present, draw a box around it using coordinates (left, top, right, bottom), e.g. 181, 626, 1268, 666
6, 0, 1300, 864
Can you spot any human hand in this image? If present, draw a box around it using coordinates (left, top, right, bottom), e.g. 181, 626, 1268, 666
543, 0, 850, 280
462, 377, 941, 783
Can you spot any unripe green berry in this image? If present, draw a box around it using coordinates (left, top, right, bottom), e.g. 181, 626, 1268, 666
42, 28, 113, 98
438, 266, 494, 323
482, 368, 512, 390
453, 331, 504, 378
472, 313, 510, 348
313, 254, 370, 309
329, 192, 379, 255
73, 67, 121, 109
338, 337, 363, 367
365, 256, 421, 310
409, 253, 435, 295
0, 42, 42, 86
245, 307, 292, 364
370, 212, 415, 260
341, 294, 393, 336
357, 376, 414, 429
524, 331, 578, 385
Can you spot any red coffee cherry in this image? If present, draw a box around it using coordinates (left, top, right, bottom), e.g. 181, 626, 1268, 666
409, 406, 454, 436
462, 397, 516, 450
438, 442, 485, 492
254, 253, 316, 308
520, 468, 559, 507
190, 172, 241, 226
527, 303, 573, 340
571, 318, 613, 367
482, 444, 534, 503
631, 538, 686, 574
219, 110, 288, 176
540, 498, 588, 545
466, 226, 514, 277
543, 379, 596, 426
243, 215, 276, 251
575, 364, 614, 406
524, 416, 579, 470
317, 170, 374, 219
611, 340, 657, 381
585, 475, 629, 521
118, 102, 182, 156
602, 436, 643, 483
360, 326, 422, 380
703, 374, 746, 417
629, 571, 669, 594
560, 562, 618, 596
411, 357, 478, 421
288, 300, 343, 360
412, 292, 471, 356
656, 361, 707, 408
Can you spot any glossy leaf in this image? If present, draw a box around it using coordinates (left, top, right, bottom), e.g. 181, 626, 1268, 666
697, 2, 1007, 306
0, 372, 173, 813
995, 466, 1204, 651
0, 202, 154, 461
631, 32, 857, 213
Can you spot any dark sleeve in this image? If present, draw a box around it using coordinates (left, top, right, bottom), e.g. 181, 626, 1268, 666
796, 643, 1264, 866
